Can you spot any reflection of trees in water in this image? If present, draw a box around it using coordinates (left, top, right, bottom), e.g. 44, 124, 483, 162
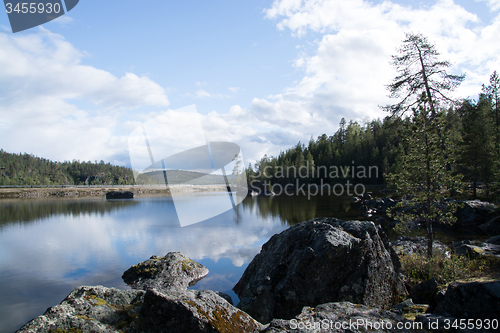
240, 194, 362, 226
0, 199, 138, 228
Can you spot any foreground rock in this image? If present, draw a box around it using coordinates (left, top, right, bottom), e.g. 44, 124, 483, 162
233, 218, 407, 324
18, 252, 260, 333
258, 301, 426, 333
17, 286, 145, 333
122, 252, 209, 292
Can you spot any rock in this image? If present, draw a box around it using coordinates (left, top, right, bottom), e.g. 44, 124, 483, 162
350, 196, 361, 204
478, 216, 500, 235
122, 252, 209, 292
410, 278, 439, 306
257, 301, 425, 333
415, 313, 493, 333
452, 240, 500, 258
454, 200, 498, 228
17, 285, 145, 333
106, 191, 133, 199
138, 289, 261, 333
214, 291, 233, 305
486, 235, 500, 245
233, 218, 407, 324
434, 280, 500, 319
451, 241, 485, 259
390, 236, 448, 256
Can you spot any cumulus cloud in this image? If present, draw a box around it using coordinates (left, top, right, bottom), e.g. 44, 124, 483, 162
235, 0, 500, 162
0, 31, 169, 163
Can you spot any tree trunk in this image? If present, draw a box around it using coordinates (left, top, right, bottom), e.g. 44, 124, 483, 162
427, 218, 434, 258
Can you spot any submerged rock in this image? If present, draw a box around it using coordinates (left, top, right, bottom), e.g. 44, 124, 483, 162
17, 285, 145, 333
122, 252, 209, 292
258, 301, 425, 333
233, 218, 407, 324
106, 191, 134, 199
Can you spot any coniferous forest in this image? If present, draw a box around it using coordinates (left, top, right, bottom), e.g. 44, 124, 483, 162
0, 150, 134, 186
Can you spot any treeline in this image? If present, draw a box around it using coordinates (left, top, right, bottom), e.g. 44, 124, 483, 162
248, 116, 405, 185
248, 71, 500, 197
0, 150, 135, 186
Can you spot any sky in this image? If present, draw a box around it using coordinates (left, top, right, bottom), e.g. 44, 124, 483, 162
1, 0, 500, 169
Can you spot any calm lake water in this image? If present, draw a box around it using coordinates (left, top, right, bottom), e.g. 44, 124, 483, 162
0, 192, 365, 333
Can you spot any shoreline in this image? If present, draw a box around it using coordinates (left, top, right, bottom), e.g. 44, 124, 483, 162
0, 185, 229, 199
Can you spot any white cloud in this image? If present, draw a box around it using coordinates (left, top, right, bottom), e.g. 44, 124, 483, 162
195, 89, 213, 98
0, 31, 169, 163
228, 86, 241, 93
246, 0, 500, 158
194, 89, 230, 99
52, 15, 74, 26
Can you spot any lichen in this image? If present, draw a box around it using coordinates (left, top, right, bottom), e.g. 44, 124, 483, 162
185, 299, 259, 333
75, 315, 93, 321
83, 294, 108, 306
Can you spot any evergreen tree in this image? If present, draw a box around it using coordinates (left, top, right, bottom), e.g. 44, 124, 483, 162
457, 97, 496, 198
386, 107, 462, 257
383, 32, 465, 118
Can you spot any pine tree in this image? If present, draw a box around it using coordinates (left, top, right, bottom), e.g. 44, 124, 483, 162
386, 106, 462, 257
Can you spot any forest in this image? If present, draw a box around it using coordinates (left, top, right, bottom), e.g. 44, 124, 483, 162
0, 150, 134, 186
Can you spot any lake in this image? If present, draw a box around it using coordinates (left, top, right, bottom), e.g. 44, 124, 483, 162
0, 192, 365, 333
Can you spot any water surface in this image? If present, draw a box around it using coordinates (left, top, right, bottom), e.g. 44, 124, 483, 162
0, 193, 359, 333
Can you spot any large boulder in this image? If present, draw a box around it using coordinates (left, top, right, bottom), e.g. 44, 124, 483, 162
258, 301, 426, 333
17, 285, 145, 333
233, 218, 407, 324
434, 280, 500, 319
122, 252, 209, 292
138, 289, 261, 333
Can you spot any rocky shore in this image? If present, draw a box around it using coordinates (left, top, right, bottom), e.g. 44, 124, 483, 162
17, 218, 500, 332
0, 185, 229, 199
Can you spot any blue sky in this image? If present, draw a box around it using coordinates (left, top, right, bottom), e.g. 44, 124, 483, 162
1, 0, 500, 168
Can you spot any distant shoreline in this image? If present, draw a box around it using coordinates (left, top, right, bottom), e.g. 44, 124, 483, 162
0, 185, 229, 199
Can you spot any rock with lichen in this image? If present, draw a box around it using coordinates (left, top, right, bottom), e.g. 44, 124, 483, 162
257, 301, 426, 333
16, 286, 145, 333
122, 251, 209, 292
138, 289, 261, 333
233, 218, 407, 324
16, 253, 259, 333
